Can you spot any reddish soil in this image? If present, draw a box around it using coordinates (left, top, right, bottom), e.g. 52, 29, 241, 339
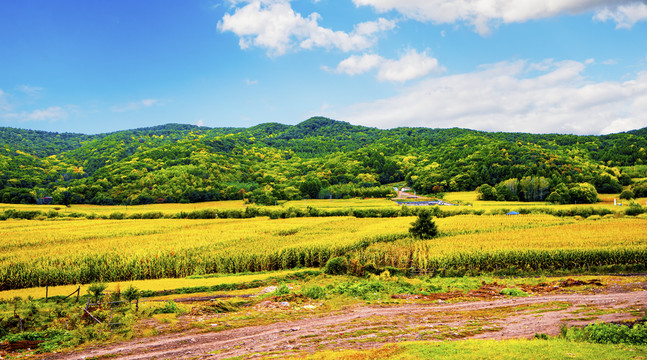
41, 282, 647, 360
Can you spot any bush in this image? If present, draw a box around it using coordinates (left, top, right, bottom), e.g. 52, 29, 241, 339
301, 285, 326, 299
620, 189, 635, 200
500, 288, 529, 297
272, 284, 291, 296
108, 212, 126, 220
152, 301, 182, 314
625, 203, 645, 216
561, 322, 647, 345
324, 256, 348, 275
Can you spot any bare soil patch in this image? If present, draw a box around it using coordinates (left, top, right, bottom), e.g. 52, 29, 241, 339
40, 281, 647, 360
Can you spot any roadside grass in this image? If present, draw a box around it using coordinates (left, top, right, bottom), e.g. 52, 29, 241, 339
294, 339, 647, 360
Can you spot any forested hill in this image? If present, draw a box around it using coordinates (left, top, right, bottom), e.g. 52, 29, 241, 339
1, 117, 646, 205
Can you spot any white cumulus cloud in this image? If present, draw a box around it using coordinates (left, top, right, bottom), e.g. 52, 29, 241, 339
334, 59, 647, 135
330, 49, 444, 82
332, 53, 383, 76
353, 0, 647, 35
218, 0, 396, 56
594, 2, 647, 29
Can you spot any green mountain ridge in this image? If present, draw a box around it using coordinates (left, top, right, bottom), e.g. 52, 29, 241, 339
1, 117, 646, 205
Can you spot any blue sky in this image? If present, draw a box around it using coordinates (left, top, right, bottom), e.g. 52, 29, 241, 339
1, 0, 646, 135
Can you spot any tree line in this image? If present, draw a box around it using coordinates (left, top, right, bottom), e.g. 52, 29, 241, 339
1, 117, 646, 205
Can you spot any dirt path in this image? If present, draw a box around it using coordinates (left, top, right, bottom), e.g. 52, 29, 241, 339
44, 290, 647, 360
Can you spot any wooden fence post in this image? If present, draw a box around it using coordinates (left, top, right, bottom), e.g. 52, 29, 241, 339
45, 286, 48, 302
76, 286, 80, 303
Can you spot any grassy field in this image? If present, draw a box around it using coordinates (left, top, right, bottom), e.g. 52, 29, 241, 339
0, 269, 307, 301
299, 339, 647, 360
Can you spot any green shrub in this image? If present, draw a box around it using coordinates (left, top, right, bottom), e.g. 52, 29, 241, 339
324, 256, 348, 275
500, 288, 529, 297
625, 203, 645, 216
301, 285, 326, 299
152, 301, 182, 314
619, 189, 635, 200
272, 284, 291, 296
561, 322, 647, 345
108, 212, 126, 220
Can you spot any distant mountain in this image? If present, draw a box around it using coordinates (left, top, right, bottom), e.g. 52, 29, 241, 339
1, 117, 645, 205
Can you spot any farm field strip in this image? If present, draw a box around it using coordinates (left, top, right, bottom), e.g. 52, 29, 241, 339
1, 215, 646, 290
2, 192, 646, 218
361, 217, 647, 271
0, 269, 306, 301
0, 215, 574, 266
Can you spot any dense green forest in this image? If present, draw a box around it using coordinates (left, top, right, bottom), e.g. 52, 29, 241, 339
1, 117, 646, 205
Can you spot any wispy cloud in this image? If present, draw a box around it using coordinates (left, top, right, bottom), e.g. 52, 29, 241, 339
0, 89, 10, 112
1, 106, 69, 123
594, 2, 647, 29
16, 85, 44, 96
0, 88, 71, 123
353, 0, 647, 35
245, 78, 258, 85
112, 98, 161, 112
335, 59, 647, 135
218, 0, 396, 56
327, 49, 444, 82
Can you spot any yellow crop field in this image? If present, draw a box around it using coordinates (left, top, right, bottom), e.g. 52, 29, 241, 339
0, 216, 412, 290
2, 213, 644, 292
360, 217, 647, 271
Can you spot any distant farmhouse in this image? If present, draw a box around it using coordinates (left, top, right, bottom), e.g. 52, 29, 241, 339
395, 200, 456, 206
37, 196, 53, 205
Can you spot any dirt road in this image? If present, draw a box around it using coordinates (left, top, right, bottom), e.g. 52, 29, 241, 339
45, 289, 646, 360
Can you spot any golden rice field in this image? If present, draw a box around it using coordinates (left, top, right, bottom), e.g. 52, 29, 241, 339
1, 214, 646, 291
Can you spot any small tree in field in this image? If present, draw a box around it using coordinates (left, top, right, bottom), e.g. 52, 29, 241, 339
409, 210, 438, 239
123, 285, 141, 309
87, 283, 108, 303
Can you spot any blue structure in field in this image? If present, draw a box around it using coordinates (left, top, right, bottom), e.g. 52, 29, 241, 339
395, 201, 455, 206
37, 196, 53, 205
506, 211, 520, 215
